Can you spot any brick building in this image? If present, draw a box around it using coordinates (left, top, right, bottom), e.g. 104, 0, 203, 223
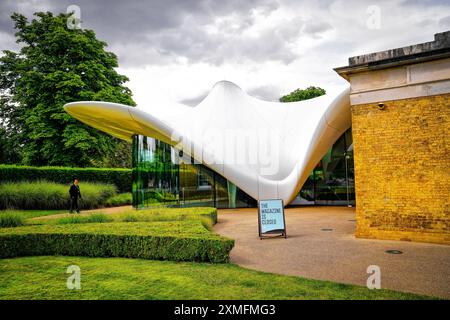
335, 31, 450, 244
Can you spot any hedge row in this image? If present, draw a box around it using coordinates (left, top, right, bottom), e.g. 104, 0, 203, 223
0, 221, 234, 263
0, 165, 131, 193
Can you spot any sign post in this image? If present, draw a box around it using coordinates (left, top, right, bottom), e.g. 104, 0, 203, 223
258, 199, 287, 239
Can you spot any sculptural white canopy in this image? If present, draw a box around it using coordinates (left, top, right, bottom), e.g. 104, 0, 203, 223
64, 81, 351, 205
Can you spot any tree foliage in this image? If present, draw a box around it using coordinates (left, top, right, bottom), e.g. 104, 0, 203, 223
0, 12, 135, 167
279, 86, 326, 102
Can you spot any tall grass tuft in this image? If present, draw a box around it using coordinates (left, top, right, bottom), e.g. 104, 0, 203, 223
0, 211, 25, 228
121, 214, 139, 222
104, 193, 132, 207
56, 213, 113, 224
110, 207, 217, 229
0, 181, 117, 210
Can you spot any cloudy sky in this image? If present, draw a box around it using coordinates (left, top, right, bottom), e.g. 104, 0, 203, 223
1, 0, 449, 109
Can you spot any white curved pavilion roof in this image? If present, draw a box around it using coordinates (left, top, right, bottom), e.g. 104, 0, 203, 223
64, 81, 351, 204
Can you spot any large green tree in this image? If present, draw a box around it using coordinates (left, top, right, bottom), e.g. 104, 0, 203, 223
279, 86, 326, 102
0, 12, 135, 167
0, 125, 16, 164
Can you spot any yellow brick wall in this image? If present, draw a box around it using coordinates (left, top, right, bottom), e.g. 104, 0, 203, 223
351, 93, 450, 245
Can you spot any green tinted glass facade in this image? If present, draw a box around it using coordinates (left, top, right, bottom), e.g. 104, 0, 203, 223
132, 129, 355, 209
131, 135, 179, 208
131, 135, 256, 209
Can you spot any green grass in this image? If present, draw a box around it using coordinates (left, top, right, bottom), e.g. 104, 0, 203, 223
0, 206, 435, 300
0, 180, 117, 210
0, 209, 66, 219
104, 193, 132, 207
0, 220, 217, 238
0, 256, 433, 300
0, 207, 438, 300
0, 164, 131, 193
29, 207, 218, 230
55, 213, 113, 224
109, 207, 217, 230
0, 212, 25, 228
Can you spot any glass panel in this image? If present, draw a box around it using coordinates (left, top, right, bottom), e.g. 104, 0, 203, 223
179, 162, 215, 207
297, 171, 315, 205
214, 173, 230, 208
132, 135, 179, 208
213, 172, 256, 208
315, 131, 348, 205
226, 181, 237, 208
295, 128, 356, 206
235, 186, 257, 208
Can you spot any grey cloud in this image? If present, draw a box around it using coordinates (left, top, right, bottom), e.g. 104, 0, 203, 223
415, 18, 436, 28
0, 0, 46, 33
0, 32, 19, 52
302, 20, 333, 38
439, 16, 450, 29
400, 0, 450, 7
247, 85, 282, 101
144, 14, 317, 66
0, 0, 331, 67
0, 0, 447, 70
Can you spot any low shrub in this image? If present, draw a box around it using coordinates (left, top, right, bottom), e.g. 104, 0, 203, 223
56, 213, 113, 224
0, 165, 131, 192
0, 221, 234, 263
104, 193, 132, 207
0, 212, 25, 228
0, 181, 117, 210
121, 214, 139, 222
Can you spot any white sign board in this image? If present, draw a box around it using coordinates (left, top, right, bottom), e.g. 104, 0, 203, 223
258, 199, 287, 239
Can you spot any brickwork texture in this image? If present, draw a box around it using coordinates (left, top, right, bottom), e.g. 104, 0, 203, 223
352, 93, 450, 244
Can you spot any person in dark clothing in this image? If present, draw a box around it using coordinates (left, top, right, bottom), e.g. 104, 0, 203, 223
69, 178, 82, 213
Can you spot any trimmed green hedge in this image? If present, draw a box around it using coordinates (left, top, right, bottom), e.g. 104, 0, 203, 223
0, 165, 131, 193
0, 221, 234, 263
0, 181, 116, 210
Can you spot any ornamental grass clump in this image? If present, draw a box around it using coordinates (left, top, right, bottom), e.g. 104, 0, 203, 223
0, 211, 25, 228
0, 181, 116, 210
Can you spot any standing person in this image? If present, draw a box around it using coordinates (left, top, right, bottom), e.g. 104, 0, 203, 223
69, 178, 82, 214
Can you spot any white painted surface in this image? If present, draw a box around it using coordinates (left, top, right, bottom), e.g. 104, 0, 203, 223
64, 81, 351, 204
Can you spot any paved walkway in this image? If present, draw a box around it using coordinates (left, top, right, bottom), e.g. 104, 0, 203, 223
214, 206, 450, 298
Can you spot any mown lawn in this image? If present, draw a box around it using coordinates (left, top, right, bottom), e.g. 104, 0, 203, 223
0, 256, 434, 300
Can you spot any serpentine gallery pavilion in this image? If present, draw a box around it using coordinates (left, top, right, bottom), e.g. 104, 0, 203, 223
65, 31, 450, 245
